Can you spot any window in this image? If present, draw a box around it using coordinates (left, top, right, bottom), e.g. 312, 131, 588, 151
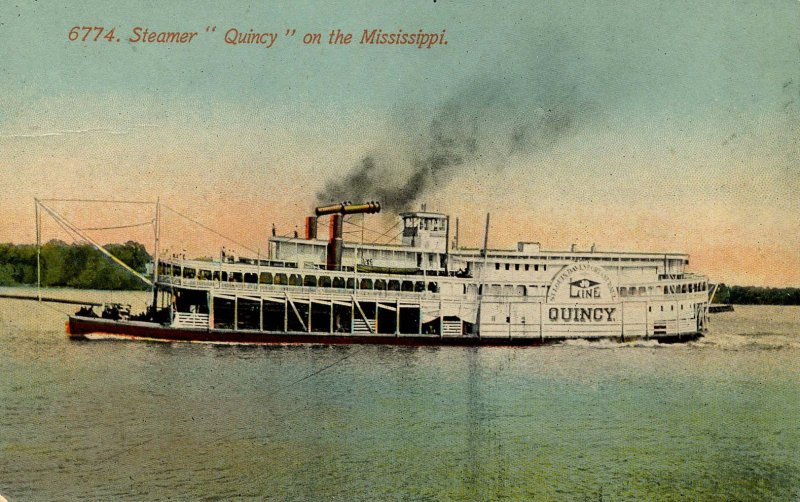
525, 264, 529, 271
495, 263, 500, 270
515, 264, 520, 271
534, 264, 539, 271
505, 264, 510, 271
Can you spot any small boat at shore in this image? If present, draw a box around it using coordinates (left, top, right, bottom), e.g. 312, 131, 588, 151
60, 199, 710, 346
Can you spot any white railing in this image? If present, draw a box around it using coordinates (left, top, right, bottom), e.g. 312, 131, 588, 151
172, 312, 209, 328
158, 274, 709, 301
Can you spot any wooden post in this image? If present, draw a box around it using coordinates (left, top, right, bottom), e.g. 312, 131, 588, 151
35, 198, 41, 301
476, 213, 490, 338
152, 198, 160, 313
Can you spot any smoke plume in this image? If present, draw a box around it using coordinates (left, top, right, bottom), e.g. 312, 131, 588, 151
316, 76, 584, 213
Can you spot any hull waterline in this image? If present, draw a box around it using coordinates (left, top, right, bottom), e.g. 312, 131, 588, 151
67, 316, 703, 346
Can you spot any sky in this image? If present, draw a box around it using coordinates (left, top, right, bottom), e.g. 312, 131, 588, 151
0, 1, 798, 286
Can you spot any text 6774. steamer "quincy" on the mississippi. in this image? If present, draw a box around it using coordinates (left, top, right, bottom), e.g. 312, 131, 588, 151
67, 200, 711, 346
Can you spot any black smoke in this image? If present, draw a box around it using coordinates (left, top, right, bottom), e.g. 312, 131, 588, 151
316, 77, 584, 213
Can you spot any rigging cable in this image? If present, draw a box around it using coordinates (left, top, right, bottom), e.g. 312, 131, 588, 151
39, 198, 155, 205
161, 205, 258, 255
37, 201, 153, 287
381, 227, 405, 245
369, 219, 402, 244
342, 218, 395, 239
79, 220, 154, 231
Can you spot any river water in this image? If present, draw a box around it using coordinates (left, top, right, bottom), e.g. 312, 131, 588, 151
1, 288, 799, 501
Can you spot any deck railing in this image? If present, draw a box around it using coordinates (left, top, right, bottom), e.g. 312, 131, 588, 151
172, 312, 209, 328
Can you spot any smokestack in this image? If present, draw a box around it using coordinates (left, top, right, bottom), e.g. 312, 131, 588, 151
316, 201, 381, 216
327, 214, 343, 271
305, 216, 317, 240
315, 201, 381, 271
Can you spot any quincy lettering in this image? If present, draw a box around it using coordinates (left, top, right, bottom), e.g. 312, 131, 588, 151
548, 307, 616, 322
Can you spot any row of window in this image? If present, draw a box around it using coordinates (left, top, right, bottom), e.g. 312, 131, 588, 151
484, 257, 689, 266
160, 264, 705, 298
404, 217, 446, 231
163, 265, 440, 293
648, 302, 705, 313
495, 263, 547, 272
619, 282, 706, 297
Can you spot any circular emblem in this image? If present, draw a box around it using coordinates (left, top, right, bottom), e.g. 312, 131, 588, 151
547, 263, 618, 303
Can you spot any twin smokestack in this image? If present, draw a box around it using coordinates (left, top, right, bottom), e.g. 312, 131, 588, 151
306, 201, 382, 271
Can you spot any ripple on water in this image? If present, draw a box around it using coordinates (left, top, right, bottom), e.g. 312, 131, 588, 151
0, 294, 799, 499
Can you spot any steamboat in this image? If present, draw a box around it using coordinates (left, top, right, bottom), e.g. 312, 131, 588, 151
66, 201, 710, 345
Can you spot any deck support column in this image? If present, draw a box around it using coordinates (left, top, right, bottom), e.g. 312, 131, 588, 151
539, 302, 543, 342
440, 299, 443, 339
209, 291, 214, 330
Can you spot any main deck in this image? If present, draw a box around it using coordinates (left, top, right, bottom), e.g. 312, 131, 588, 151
151, 254, 709, 341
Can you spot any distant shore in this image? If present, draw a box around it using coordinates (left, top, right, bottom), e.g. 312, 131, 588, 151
0, 241, 149, 291
712, 284, 800, 306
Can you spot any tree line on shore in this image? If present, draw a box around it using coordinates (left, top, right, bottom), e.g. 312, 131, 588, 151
0, 241, 150, 290
712, 284, 800, 306
0, 241, 799, 304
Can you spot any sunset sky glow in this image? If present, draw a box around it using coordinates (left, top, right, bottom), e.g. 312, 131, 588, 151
1, 1, 798, 286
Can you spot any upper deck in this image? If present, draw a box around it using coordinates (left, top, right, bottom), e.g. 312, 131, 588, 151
157, 208, 703, 300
